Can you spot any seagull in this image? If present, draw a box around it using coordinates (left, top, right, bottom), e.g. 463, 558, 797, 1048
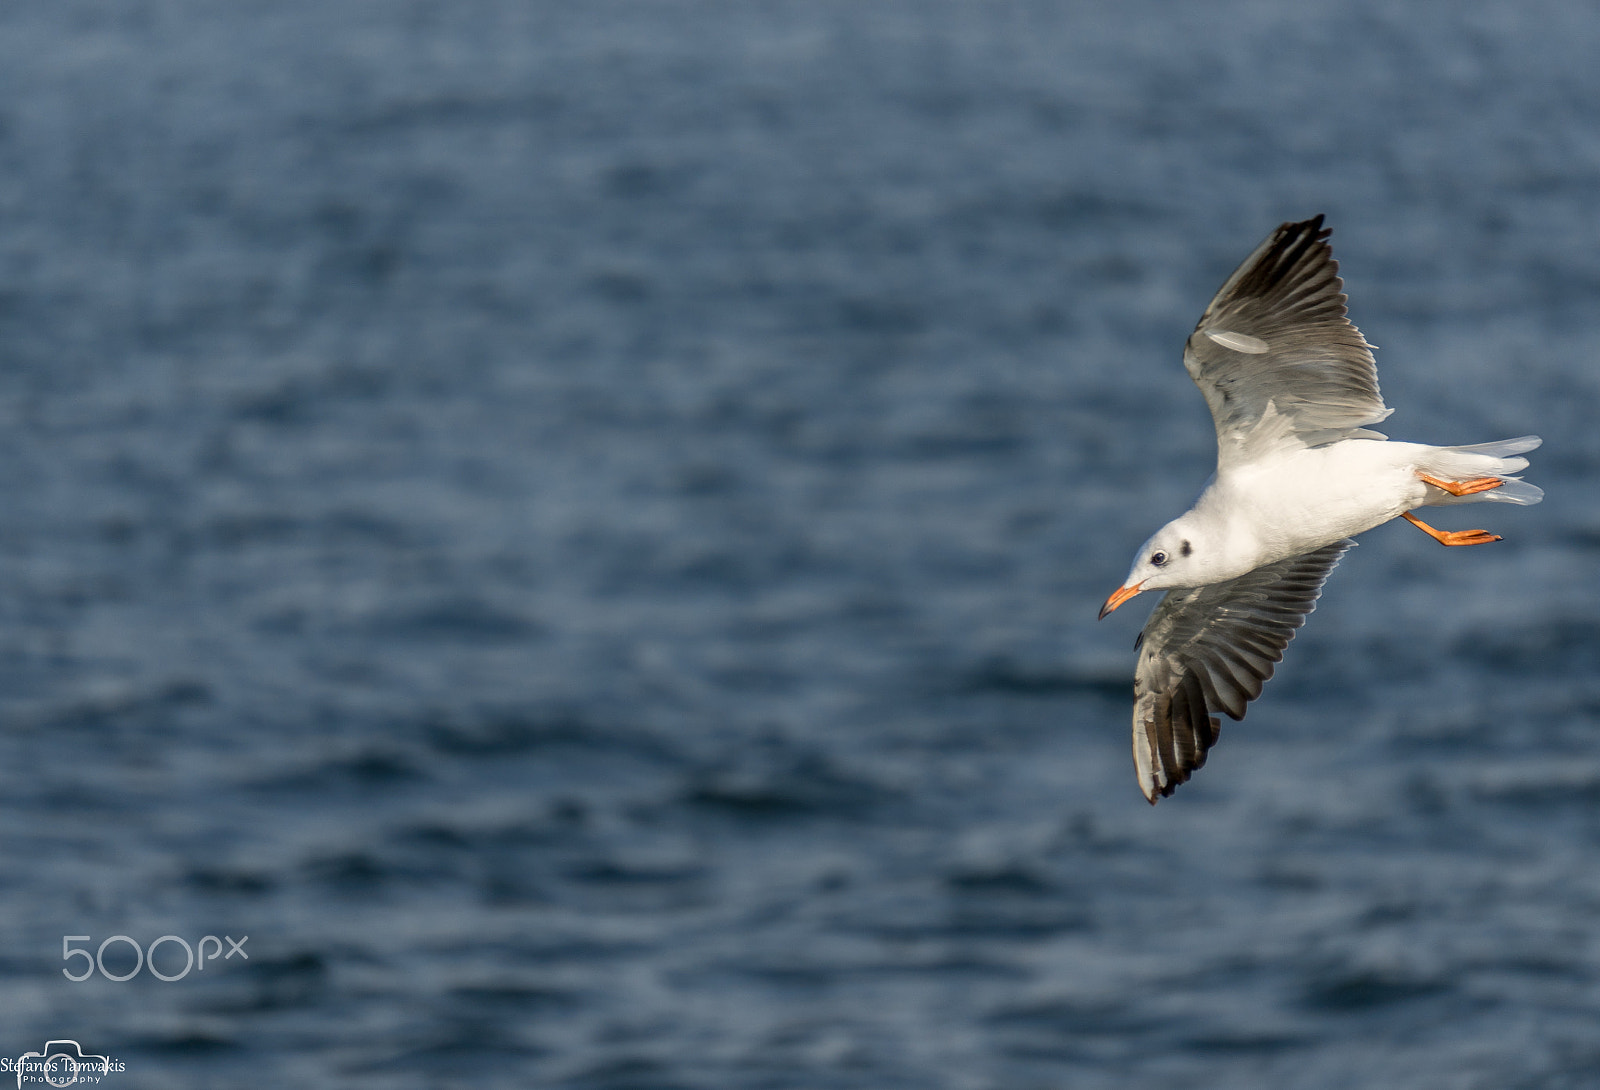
1098, 215, 1541, 804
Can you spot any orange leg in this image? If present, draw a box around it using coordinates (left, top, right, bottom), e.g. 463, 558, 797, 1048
1401, 511, 1501, 546
1417, 471, 1503, 497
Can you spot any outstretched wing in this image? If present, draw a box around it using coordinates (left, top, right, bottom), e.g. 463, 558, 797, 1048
1184, 216, 1391, 469
1132, 540, 1351, 804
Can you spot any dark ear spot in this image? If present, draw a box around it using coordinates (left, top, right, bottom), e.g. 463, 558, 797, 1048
1180, 539, 1192, 557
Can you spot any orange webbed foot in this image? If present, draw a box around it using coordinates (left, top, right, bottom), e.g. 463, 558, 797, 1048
1401, 511, 1501, 546
1433, 528, 1502, 546
1417, 472, 1504, 497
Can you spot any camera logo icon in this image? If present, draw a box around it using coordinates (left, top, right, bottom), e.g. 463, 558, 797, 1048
14, 1041, 109, 1088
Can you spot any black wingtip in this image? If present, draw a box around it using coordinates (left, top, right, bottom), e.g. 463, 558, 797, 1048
1281, 215, 1331, 254
1282, 212, 1328, 239
1145, 777, 1178, 805
1235, 214, 1337, 301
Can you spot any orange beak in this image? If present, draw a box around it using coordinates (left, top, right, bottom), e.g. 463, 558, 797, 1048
1098, 581, 1144, 619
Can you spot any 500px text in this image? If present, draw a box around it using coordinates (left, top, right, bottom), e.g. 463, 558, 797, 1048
62, 934, 248, 982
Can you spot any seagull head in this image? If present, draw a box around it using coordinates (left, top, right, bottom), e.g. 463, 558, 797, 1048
1100, 520, 1206, 619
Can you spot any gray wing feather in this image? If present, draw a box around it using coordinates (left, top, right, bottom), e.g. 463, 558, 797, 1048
1131, 540, 1352, 804
1183, 216, 1392, 467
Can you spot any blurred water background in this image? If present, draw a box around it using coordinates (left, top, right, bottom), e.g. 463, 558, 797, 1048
0, 2, 1595, 1087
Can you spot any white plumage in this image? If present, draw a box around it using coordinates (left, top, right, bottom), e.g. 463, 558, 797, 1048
1099, 215, 1541, 804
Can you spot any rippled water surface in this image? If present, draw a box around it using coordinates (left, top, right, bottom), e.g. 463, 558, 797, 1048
0, 3, 1596, 1087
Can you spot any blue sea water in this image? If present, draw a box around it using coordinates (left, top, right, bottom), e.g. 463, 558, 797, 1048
0, 2, 1595, 1087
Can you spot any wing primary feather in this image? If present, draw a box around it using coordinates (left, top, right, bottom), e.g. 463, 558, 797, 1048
1154, 687, 1180, 788
1129, 540, 1351, 802
1183, 216, 1389, 468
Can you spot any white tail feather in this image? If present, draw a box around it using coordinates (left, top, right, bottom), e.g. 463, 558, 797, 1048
1447, 435, 1542, 458
1421, 435, 1544, 507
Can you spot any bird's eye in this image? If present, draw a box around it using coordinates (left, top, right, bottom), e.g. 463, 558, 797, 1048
1150, 551, 1168, 567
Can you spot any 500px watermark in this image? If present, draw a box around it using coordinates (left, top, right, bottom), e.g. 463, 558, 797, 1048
61, 935, 247, 982
4, 1040, 124, 1086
